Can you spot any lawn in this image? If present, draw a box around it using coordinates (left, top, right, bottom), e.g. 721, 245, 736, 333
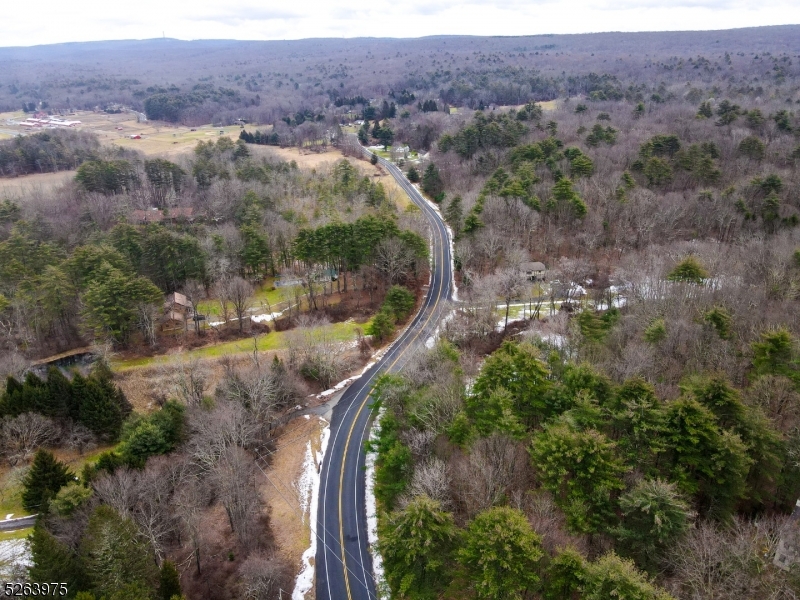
0, 528, 31, 542
0, 445, 114, 519
196, 279, 301, 319
113, 318, 372, 370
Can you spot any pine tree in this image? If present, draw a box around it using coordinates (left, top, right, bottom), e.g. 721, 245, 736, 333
45, 366, 72, 419
444, 195, 463, 236
421, 164, 444, 199
380, 496, 456, 598
22, 449, 74, 513
159, 560, 182, 600
458, 507, 543, 600
28, 523, 87, 591
81, 505, 159, 598
78, 377, 124, 441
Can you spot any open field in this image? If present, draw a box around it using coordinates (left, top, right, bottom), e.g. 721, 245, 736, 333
0, 169, 76, 197
0, 109, 244, 158
112, 318, 372, 371
258, 144, 413, 209
0, 445, 112, 519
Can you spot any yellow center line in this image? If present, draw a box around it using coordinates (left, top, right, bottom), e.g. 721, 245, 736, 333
338, 179, 447, 600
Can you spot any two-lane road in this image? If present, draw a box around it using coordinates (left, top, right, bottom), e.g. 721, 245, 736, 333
315, 147, 453, 600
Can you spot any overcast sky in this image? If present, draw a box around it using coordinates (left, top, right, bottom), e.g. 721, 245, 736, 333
2, 0, 799, 47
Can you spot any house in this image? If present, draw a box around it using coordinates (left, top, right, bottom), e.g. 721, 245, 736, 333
165, 292, 192, 316
390, 145, 410, 161
520, 261, 547, 281
162, 292, 193, 331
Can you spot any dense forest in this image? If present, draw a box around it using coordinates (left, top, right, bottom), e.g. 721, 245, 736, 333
1, 26, 798, 125
1, 23, 800, 600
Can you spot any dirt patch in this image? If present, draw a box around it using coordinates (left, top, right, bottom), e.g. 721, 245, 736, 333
260, 415, 328, 591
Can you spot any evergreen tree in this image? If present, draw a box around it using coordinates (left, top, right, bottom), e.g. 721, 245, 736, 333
667, 256, 708, 284
421, 163, 444, 200
22, 449, 74, 513
444, 195, 463, 236
583, 553, 675, 600
158, 560, 182, 600
407, 165, 421, 183
80, 505, 159, 599
28, 523, 87, 595
458, 506, 543, 600
530, 423, 626, 533
78, 372, 125, 441
470, 341, 551, 428
380, 496, 456, 599
542, 547, 586, 600
45, 366, 73, 419
612, 479, 693, 569
367, 310, 395, 342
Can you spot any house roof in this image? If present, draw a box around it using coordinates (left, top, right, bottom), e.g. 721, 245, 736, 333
165, 292, 191, 308
520, 261, 546, 271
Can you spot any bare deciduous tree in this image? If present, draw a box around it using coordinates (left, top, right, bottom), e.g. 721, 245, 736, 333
225, 277, 254, 333
375, 236, 415, 286
181, 279, 206, 334
212, 446, 261, 550
187, 400, 261, 472
168, 357, 208, 406
238, 553, 292, 600
0, 413, 59, 465
285, 314, 353, 388
492, 267, 528, 331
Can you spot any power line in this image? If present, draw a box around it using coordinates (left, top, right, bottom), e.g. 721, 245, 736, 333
251, 445, 376, 599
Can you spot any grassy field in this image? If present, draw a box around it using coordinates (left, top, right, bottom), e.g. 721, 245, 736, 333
195, 278, 301, 319
113, 318, 372, 370
0, 109, 244, 158
0, 527, 31, 541
0, 445, 110, 519
0, 170, 77, 197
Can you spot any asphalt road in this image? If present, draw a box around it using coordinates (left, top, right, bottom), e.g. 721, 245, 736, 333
315, 147, 453, 600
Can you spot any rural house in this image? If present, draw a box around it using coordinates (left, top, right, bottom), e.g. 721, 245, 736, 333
520, 261, 547, 281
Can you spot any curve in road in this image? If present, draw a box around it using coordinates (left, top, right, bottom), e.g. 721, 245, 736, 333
315, 147, 453, 600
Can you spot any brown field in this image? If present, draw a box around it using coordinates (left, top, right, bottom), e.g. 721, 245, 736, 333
260, 145, 411, 209
0, 169, 76, 197
0, 109, 244, 158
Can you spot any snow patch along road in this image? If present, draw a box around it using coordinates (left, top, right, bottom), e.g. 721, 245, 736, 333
292, 420, 330, 600
365, 407, 387, 599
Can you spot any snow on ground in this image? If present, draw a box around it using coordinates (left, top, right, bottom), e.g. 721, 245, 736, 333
0, 539, 31, 579
425, 309, 456, 348
292, 420, 330, 600
365, 407, 387, 599
250, 312, 284, 323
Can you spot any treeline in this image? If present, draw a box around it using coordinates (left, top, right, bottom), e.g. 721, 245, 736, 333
371, 335, 800, 599
238, 128, 280, 146
0, 130, 103, 177
1, 363, 131, 442
143, 85, 241, 123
